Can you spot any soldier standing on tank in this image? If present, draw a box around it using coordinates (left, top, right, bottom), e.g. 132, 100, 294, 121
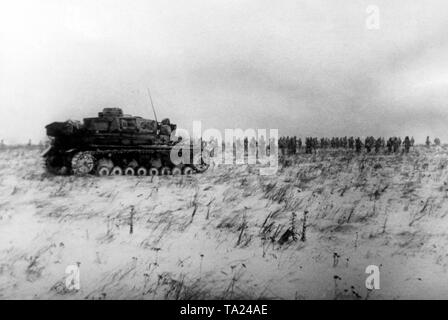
426, 136, 431, 148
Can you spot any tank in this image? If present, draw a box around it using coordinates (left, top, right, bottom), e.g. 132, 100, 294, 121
43, 108, 209, 176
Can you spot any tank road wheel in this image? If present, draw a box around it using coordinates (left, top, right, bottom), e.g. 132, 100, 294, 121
136, 167, 147, 176
183, 166, 194, 175
124, 167, 135, 176
149, 168, 159, 176
59, 166, 69, 175
160, 166, 171, 175
194, 162, 209, 173
71, 152, 95, 176
193, 153, 209, 173
96, 158, 113, 176
172, 166, 182, 176
97, 167, 110, 176
111, 166, 123, 176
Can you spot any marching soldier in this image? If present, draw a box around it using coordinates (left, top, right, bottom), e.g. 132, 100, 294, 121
387, 138, 393, 153
297, 138, 302, 152
355, 137, 362, 153
375, 138, 382, 153
348, 137, 354, 149
305, 137, 312, 154
404, 136, 411, 153
393, 137, 399, 153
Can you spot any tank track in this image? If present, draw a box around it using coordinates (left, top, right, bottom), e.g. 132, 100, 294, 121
44, 147, 208, 176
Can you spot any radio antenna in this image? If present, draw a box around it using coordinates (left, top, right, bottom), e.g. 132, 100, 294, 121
147, 88, 158, 123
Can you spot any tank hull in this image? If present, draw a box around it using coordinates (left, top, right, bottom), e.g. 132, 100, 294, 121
43, 108, 209, 176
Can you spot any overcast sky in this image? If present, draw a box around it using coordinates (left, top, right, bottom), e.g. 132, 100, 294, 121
1, 0, 447, 144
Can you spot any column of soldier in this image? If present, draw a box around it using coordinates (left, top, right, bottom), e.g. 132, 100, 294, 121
200, 135, 441, 158
200, 136, 278, 157
277, 136, 421, 156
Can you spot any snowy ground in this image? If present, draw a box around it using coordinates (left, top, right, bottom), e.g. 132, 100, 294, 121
1, 146, 448, 299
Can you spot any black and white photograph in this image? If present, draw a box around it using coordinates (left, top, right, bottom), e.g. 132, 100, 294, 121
1, 0, 448, 307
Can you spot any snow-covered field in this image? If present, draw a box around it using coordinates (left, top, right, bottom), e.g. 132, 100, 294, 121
2, 146, 448, 299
